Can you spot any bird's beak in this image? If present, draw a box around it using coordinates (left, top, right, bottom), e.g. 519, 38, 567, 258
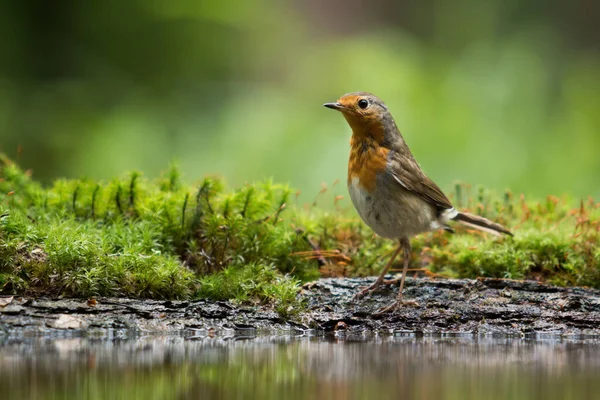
323, 102, 344, 111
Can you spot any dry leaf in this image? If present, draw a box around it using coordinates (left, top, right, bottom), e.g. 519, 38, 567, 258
0, 296, 14, 308
48, 314, 85, 330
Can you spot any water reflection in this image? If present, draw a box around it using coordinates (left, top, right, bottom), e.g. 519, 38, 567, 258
1, 334, 599, 399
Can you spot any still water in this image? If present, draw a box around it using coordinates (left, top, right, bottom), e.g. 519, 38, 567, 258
1, 334, 599, 400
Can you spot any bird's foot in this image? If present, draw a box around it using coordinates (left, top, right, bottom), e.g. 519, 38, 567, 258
352, 275, 408, 301
351, 278, 389, 301
373, 298, 420, 315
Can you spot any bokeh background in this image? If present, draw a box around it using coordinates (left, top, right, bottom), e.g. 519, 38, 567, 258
1, 1, 598, 199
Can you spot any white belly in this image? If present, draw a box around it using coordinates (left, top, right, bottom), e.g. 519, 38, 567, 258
348, 176, 438, 239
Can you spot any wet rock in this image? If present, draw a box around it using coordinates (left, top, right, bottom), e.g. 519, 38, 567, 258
0, 277, 599, 337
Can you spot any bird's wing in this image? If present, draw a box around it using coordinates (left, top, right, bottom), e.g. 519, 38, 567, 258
388, 150, 453, 211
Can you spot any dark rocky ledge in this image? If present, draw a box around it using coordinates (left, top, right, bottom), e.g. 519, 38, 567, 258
1, 277, 600, 338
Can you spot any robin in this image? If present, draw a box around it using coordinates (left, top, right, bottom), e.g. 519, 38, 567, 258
324, 92, 512, 313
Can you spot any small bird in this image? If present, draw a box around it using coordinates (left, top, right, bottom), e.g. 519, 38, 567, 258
324, 92, 512, 312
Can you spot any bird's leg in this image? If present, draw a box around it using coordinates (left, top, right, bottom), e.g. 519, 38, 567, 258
376, 237, 417, 314
397, 238, 411, 302
352, 242, 403, 300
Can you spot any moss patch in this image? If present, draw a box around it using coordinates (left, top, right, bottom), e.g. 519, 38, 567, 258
0, 154, 598, 312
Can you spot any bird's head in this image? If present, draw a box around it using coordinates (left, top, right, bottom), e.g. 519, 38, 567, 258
324, 92, 398, 143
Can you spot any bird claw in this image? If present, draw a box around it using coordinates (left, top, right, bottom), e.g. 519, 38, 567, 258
373, 299, 420, 315
351, 286, 376, 301
352, 276, 404, 301
351, 279, 390, 301
374, 303, 399, 315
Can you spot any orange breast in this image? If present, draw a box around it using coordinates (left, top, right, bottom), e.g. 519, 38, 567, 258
348, 137, 389, 192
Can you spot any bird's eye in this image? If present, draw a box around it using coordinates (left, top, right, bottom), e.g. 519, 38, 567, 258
358, 99, 369, 109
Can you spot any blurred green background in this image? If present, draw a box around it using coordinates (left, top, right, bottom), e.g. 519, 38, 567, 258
0, 0, 598, 199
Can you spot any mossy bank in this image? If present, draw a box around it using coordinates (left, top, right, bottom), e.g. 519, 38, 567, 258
0, 154, 598, 315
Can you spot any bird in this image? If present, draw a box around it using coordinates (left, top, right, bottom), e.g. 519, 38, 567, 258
324, 92, 512, 313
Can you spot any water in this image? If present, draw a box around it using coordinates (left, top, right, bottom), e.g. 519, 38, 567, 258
1, 334, 599, 400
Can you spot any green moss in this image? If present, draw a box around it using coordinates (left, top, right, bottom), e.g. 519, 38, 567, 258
0, 155, 316, 312
420, 194, 600, 287
197, 263, 302, 316
0, 154, 599, 314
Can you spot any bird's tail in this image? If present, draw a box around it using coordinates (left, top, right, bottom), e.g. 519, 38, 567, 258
453, 212, 513, 237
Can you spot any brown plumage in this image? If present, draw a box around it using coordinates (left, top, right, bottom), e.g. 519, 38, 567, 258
453, 212, 513, 236
324, 92, 512, 313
